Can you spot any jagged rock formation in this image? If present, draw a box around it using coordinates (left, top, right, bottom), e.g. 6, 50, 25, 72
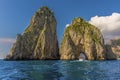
106, 39, 120, 59
60, 17, 106, 60
5, 6, 118, 60
105, 45, 116, 60
5, 6, 59, 60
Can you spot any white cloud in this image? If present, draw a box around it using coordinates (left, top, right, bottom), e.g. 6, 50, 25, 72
0, 38, 16, 43
89, 12, 120, 42
0, 38, 15, 59
65, 24, 70, 28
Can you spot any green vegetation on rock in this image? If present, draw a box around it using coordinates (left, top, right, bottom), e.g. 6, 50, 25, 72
5, 6, 59, 60
60, 17, 106, 60
5, 6, 117, 60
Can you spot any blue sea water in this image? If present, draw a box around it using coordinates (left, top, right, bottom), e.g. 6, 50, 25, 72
0, 60, 120, 80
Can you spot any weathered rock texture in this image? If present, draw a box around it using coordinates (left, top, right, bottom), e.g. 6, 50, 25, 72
5, 6, 59, 60
105, 39, 120, 59
105, 45, 116, 60
60, 17, 106, 60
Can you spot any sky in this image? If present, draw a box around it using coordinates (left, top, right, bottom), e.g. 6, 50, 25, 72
0, 0, 120, 59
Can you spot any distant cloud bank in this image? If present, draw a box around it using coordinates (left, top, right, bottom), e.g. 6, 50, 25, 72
0, 38, 15, 59
89, 12, 120, 42
0, 38, 15, 43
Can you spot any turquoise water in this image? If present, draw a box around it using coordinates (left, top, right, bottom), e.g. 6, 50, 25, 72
0, 60, 120, 80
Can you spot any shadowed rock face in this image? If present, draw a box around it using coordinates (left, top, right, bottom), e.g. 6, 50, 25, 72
5, 6, 59, 60
105, 39, 120, 59
105, 44, 116, 60
4, 6, 117, 60
60, 17, 106, 60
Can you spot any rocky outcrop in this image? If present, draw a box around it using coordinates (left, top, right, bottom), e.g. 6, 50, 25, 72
105, 39, 120, 59
105, 44, 116, 60
60, 17, 106, 60
5, 6, 118, 60
5, 6, 59, 60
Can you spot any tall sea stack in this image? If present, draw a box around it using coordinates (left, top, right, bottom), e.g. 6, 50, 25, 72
60, 17, 106, 60
5, 6, 59, 60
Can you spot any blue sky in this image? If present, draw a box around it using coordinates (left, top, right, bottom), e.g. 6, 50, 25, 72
0, 0, 120, 58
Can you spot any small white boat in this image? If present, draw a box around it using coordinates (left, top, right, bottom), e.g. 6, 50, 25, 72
79, 59, 83, 61
79, 57, 84, 61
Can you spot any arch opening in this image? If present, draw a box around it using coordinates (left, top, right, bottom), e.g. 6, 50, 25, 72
79, 52, 86, 60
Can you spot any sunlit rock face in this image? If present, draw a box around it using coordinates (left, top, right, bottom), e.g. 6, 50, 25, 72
60, 17, 106, 60
5, 6, 59, 60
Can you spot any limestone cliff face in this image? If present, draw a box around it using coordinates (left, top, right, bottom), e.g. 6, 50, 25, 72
5, 6, 59, 60
106, 39, 120, 59
60, 17, 105, 60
